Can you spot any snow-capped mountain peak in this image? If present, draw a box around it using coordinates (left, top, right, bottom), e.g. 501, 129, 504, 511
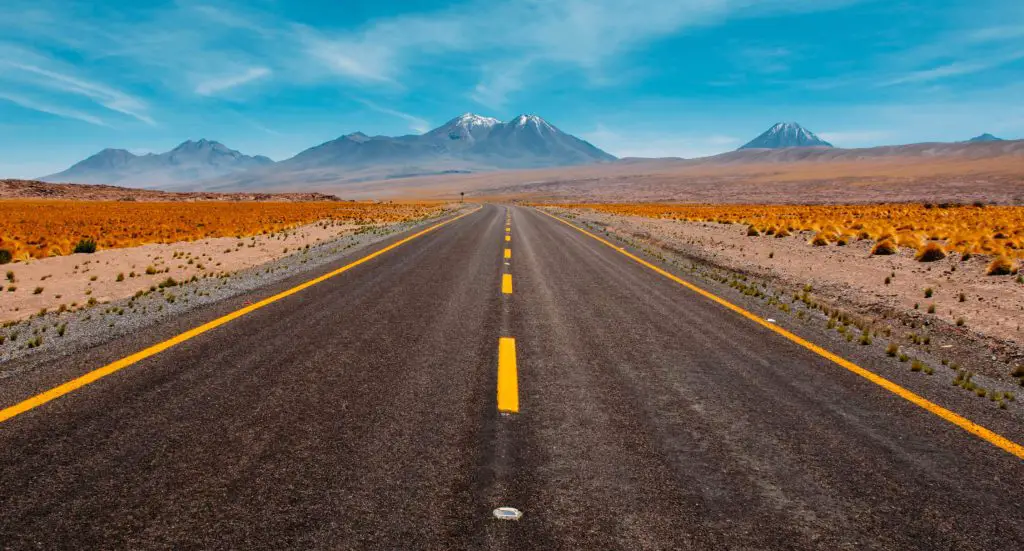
427, 113, 502, 144
739, 122, 832, 150
508, 114, 557, 135
453, 113, 501, 128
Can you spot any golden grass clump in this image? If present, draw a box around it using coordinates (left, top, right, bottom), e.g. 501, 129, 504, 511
871, 240, 898, 255
986, 256, 1015, 276
810, 232, 833, 246
915, 242, 947, 262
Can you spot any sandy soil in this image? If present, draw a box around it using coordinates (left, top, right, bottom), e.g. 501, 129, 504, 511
0, 220, 359, 323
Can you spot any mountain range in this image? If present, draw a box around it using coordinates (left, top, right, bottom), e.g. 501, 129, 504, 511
42, 139, 274, 187
42, 114, 615, 189
39, 116, 1017, 192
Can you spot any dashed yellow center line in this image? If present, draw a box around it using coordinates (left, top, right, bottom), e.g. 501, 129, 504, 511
537, 208, 1024, 461
506, 227, 511, 233
504, 248, 512, 259
505, 235, 511, 242
0, 208, 480, 425
497, 337, 519, 413
502, 273, 513, 294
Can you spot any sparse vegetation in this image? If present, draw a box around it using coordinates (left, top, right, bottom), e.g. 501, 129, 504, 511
886, 342, 899, 357
0, 200, 444, 260
73, 238, 97, 254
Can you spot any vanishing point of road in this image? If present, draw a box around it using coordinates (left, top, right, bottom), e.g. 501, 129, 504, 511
0, 205, 1021, 549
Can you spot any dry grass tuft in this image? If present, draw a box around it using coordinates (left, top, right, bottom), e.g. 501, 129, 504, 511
986, 256, 1015, 276
871, 240, 898, 256
810, 232, 832, 246
915, 242, 946, 262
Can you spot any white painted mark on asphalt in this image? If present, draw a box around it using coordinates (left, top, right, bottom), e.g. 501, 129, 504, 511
766, 318, 776, 323
493, 507, 523, 521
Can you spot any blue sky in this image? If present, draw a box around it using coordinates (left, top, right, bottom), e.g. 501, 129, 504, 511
2, 0, 1023, 177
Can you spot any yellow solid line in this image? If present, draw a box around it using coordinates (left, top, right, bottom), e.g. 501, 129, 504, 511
505, 235, 511, 242
0, 209, 480, 425
502, 273, 513, 294
497, 337, 519, 413
504, 248, 512, 259
536, 208, 1024, 461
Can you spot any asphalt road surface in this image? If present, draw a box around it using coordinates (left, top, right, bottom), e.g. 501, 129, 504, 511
0, 204, 1021, 550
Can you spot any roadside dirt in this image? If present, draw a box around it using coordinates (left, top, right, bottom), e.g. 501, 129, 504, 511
0, 220, 358, 323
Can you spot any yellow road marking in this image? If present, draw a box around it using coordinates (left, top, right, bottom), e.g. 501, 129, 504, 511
0, 209, 479, 425
504, 248, 512, 259
505, 235, 511, 242
502, 274, 513, 294
537, 208, 1024, 461
497, 337, 519, 413
506, 227, 511, 233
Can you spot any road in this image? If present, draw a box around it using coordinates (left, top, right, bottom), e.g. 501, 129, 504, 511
0, 204, 1020, 549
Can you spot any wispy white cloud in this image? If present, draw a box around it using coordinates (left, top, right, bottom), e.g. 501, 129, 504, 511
881, 50, 1024, 87
354, 98, 431, 133
966, 25, 1024, 42
470, 60, 529, 109
0, 56, 154, 125
195, 67, 272, 96
15, 63, 153, 125
0, 91, 109, 127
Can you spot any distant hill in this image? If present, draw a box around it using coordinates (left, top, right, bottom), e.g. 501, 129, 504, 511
41, 139, 273, 188
695, 138, 1024, 165
967, 133, 1004, 142
738, 122, 833, 150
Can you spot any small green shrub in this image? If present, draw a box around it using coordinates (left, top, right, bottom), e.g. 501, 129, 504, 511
73, 239, 97, 254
